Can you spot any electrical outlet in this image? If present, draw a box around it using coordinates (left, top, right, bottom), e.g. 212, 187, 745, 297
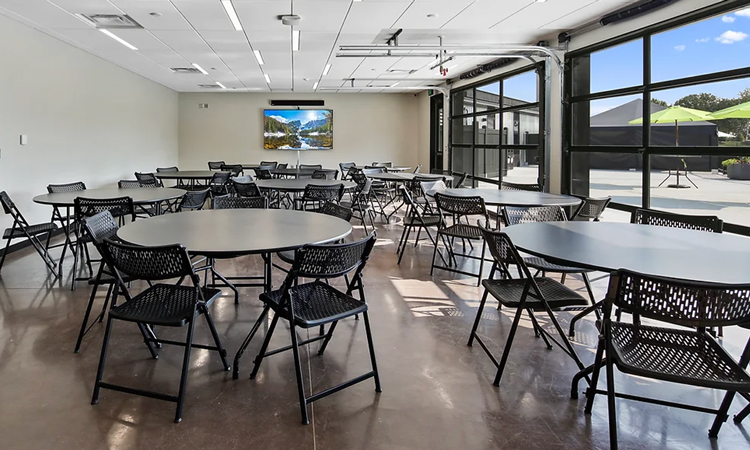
20, 135, 27, 145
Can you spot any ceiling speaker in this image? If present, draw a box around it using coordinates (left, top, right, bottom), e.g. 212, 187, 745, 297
269, 100, 325, 106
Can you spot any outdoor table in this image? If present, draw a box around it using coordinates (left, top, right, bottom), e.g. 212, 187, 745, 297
155, 170, 226, 189
658, 155, 700, 189
503, 220, 750, 396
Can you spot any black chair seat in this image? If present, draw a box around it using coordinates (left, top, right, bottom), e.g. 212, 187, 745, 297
277, 250, 295, 265
524, 256, 592, 274
260, 281, 367, 328
403, 215, 441, 227
610, 322, 750, 389
3, 222, 57, 239
439, 223, 483, 239
482, 277, 588, 310
109, 285, 221, 326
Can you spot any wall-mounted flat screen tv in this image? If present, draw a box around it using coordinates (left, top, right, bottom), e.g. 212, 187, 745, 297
263, 109, 333, 150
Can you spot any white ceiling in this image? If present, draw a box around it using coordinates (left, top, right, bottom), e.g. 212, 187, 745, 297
0, 0, 640, 93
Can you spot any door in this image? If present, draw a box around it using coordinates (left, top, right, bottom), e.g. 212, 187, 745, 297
430, 94, 444, 172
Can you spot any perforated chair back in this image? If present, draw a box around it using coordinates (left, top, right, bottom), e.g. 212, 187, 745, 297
47, 182, 86, 193
351, 172, 368, 189
299, 164, 322, 170
454, 172, 468, 188
345, 166, 360, 181
156, 166, 178, 173
571, 196, 611, 221
311, 171, 328, 180
277, 163, 288, 170
372, 162, 392, 168
208, 161, 225, 170
363, 167, 386, 174
260, 161, 278, 169
501, 181, 541, 191
608, 270, 750, 328
502, 206, 566, 227
118, 180, 145, 189
83, 210, 120, 245
312, 169, 337, 180
102, 239, 194, 282
631, 208, 723, 233
289, 234, 376, 280
339, 162, 356, 176
319, 201, 353, 222
479, 225, 534, 279
253, 168, 274, 180
232, 180, 262, 197
75, 196, 136, 222
302, 184, 345, 204
0, 191, 30, 227
220, 164, 243, 177
209, 172, 231, 195
178, 189, 210, 211
213, 195, 268, 209
134, 172, 162, 187
434, 193, 487, 217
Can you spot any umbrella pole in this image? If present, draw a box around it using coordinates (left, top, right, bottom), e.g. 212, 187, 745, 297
675, 119, 679, 146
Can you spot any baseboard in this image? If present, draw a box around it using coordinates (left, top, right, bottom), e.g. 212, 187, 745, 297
0, 228, 66, 258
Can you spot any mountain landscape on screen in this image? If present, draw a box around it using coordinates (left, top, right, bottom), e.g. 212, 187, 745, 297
263, 109, 333, 150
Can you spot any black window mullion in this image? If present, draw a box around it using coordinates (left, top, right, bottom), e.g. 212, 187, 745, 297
642, 34, 651, 210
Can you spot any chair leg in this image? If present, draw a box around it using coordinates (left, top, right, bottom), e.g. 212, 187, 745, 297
249, 312, 281, 380
91, 315, 114, 405
476, 242, 486, 287
397, 226, 412, 265
429, 232, 441, 276
527, 310, 552, 349
605, 342, 619, 450
317, 321, 339, 355
289, 321, 309, 424
584, 327, 607, 414
362, 311, 382, 392
467, 288, 489, 346
202, 306, 230, 371
0, 237, 12, 273
492, 302, 525, 386
233, 305, 270, 379
560, 273, 566, 284
174, 317, 196, 423
74, 277, 102, 353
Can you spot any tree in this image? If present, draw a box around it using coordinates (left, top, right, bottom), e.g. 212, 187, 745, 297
674, 93, 722, 111
651, 98, 669, 107
675, 92, 750, 141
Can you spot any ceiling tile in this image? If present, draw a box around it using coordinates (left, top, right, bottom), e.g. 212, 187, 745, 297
440, 0, 534, 30
341, 2, 410, 33
393, 1, 474, 29
109, 0, 192, 31
173, 1, 235, 31
0, 0, 91, 30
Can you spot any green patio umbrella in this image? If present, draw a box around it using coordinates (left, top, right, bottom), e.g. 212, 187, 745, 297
711, 100, 750, 119
628, 105, 715, 146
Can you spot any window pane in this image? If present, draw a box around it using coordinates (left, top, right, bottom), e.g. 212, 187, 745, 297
652, 7, 750, 83
451, 146, 472, 175
504, 149, 540, 185
474, 114, 501, 146
648, 154, 750, 227
572, 39, 643, 96
474, 148, 500, 180
571, 152, 643, 221
452, 89, 473, 115
649, 78, 750, 146
503, 70, 538, 104
571, 94, 643, 146
451, 117, 474, 145
476, 81, 500, 112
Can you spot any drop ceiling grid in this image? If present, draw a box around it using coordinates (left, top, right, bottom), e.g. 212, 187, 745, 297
0, 0, 650, 92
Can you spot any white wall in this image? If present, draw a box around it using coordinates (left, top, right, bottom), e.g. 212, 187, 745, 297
0, 14, 178, 231
178, 92, 421, 172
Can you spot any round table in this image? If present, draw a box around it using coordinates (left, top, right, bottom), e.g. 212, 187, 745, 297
254, 179, 357, 192
154, 170, 224, 182
271, 168, 337, 178
503, 221, 750, 283
33, 187, 186, 209
356, 166, 411, 172
367, 172, 445, 182
427, 188, 581, 207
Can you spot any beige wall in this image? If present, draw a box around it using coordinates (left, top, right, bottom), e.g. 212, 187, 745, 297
0, 14, 178, 231
178, 92, 421, 172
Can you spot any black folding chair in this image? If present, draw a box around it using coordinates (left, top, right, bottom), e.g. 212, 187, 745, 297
208, 161, 226, 170
208, 172, 231, 198
92, 239, 230, 423
397, 186, 443, 265
584, 270, 750, 449
177, 189, 210, 212
570, 195, 611, 221
468, 225, 589, 386
220, 164, 243, 177
118, 180, 160, 217
631, 208, 723, 232
294, 183, 344, 211
231, 179, 262, 198
341, 174, 377, 235
212, 195, 268, 210
134, 172, 163, 187
47, 182, 86, 268
232, 234, 380, 424
500, 181, 541, 191
0, 191, 59, 278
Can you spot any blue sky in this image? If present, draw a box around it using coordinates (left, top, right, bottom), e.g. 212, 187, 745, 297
264, 109, 328, 123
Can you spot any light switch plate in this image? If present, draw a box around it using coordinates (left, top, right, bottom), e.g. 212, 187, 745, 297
20, 135, 27, 145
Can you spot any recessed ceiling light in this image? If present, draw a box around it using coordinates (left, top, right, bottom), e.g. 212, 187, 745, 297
264, 73, 271, 84
99, 29, 138, 50
292, 29, 300, 51
323, 64, 332, 75
216, 82, 227, 89
221, 0, 242, 31
313, 81, 319, 90
253, 49, 264, 65
191, 63, 208, 75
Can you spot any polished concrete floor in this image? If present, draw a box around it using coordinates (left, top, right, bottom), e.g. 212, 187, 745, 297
1, 212, 750, 450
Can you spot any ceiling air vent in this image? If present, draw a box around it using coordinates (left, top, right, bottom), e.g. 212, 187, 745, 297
387, 69, 418, 75
171, 67, 203, 74
198, 84, 222, 89
78, 14, 143, 29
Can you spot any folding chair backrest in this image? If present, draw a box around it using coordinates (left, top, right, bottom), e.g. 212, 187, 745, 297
232, 180, 262, 197
102, 239, 194, 281
179, 189, 210, 211
253, 168, 273, 180
277, 163, 288, 170
0, 191, 30, 227
421, 180, 447, 196
118, 179, 145, 189
292, 234, 376, 279
351, 172, 368, 188
302, 184, 345, 203
213, 195, 268, 209
220, 164, 243, 177
156, 166, 178, 173
363, 167, 385, 174
500, 181, 540, 192
319, 201, 353, 222
413, 164, 422, 173
300, 164, 322, 170
208, 161, 225, 170
572, 196, 611, 221
631, 208, 723, 233
608, 270, 750, 328
210, 172, 231, 185
339, 162, 355, 175
135, 172, 162, 187
434, 193, 487, 217
75, 196, 136, 222
313, 169, 337, 180
311, 171, 328, 180
479, 226, 534, 279
454, 172, 468, 188
83, 210, 119, 245
47, 182, 86, 193
503, 206, 566, 227
260, 161, 278, 169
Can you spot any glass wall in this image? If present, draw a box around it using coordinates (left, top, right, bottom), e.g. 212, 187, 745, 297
566, 4, 750, 229
449, 66, 543, 187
